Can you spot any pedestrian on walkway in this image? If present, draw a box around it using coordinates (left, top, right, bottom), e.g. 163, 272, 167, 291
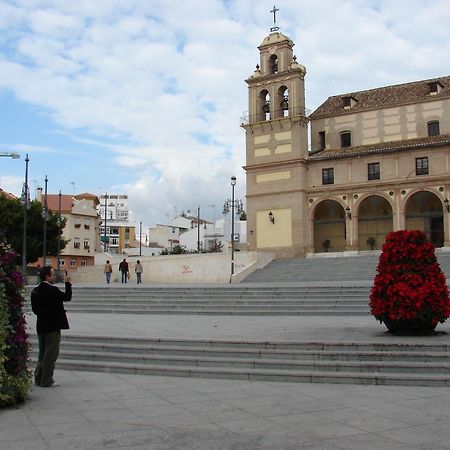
104, 260, 113, 284
119, 258, 129, 284
31, 266, 72, 387
135, 260, 143, 284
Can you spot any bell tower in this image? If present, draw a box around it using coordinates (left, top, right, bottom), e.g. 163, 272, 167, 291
242, 27, 309, 259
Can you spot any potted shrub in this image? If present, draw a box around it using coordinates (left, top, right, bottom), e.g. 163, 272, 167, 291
369, 230, 450, 334
366, 236, 376, 250
321, 239, 331, 252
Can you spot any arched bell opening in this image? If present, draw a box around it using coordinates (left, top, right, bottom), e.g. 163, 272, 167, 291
258, 89, 270, 121
313, 200, 346, 253
269, 54, 278, 74
357, 195, 393, 250
277, 85, 289, 118
405, 191, 444, 247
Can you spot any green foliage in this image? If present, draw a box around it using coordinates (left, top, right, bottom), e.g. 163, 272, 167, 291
0, 196, 66, 264
209, 239, 223, 253
0, 243, 31, 406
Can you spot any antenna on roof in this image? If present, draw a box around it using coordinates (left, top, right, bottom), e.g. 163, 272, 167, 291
270, 5, 280, 32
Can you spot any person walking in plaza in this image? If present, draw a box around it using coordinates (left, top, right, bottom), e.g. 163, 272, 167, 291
119, 258, 129, 284
31, 266, 72, 387
104, 260, 113, 284
135, 260, 143, 284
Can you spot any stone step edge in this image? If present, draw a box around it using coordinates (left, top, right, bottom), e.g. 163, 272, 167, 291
44, 359, 450, 386
29, 350, 450, 371
29, 335, 450, 351
27, 338, 450, 359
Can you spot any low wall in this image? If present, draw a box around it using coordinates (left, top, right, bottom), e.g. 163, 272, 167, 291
68, 251, 273, 284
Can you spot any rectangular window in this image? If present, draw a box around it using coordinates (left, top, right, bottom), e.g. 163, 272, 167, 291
340, 131, 351, 148
368, 162, 380, 180
59, 259, 65, 266
70, 260, 77, 267
84, 240, 90, 250
322, 168, 334, 185
81, 260, 87, 267
416, 157, 429, 176
427, 121, 440, 136
318, 131, 325, 150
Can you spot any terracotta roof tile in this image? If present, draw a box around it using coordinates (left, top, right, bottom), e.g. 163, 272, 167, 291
46, 194, 73, 213
0, 188, 17, 200
308, 134, 450, 161
310, 76, 450, 119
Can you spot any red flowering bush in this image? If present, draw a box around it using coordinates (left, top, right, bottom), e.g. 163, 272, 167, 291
370, 230, 450, 333
0, 242, 31, 406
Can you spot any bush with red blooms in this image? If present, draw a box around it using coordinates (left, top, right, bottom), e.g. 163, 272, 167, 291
0, 242, 31, 406
370, 230, 450, 333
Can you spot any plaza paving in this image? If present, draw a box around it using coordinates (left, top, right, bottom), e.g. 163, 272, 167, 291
3, 307, 450, 449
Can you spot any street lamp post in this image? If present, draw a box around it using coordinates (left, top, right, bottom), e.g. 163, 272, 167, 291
0, 151, 20, 159
56, 190, 62, 276
103, 192, 108, 252
139, 221, 142, 256
42, 175, 48, 265
230, 176, 236, 280
197, 206, 201, 253
21, 154, 29, 275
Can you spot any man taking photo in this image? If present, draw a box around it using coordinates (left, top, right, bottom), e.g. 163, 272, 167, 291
31, 266, 72, 387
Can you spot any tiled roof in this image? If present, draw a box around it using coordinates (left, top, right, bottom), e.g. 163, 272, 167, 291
308, 134, 450, 161
310, 76, 450, 119
46, 194, 73, 213
0, 188, 17, 200
75, 193, 100, 205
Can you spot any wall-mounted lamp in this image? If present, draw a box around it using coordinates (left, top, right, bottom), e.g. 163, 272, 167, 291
345, 206, 352, 220
444, 198, 450, 213
268, 211, 275, 224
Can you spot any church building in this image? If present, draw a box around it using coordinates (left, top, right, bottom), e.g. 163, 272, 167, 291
242, 29, 450, 259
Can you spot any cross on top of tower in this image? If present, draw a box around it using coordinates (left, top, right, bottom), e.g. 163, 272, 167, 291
270, 5, 280, 32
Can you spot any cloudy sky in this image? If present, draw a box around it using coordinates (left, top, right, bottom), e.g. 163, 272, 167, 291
1, 0, 449, 229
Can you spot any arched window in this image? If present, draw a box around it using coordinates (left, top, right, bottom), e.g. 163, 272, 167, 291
269, 54, 278, 74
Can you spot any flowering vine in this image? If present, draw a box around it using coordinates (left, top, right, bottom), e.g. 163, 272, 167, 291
0, 242, 31, 406
370, 230, 450, 332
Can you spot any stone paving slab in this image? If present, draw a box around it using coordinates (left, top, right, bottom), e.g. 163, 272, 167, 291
3, 370, 450, 449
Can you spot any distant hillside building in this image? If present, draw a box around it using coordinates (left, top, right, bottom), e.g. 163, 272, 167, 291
43, 192, 101, 268
98, 194, 136, 254
243, 30, 450, 259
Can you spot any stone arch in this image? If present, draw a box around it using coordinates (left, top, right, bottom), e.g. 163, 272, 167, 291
357, 195, 393, 250
313, 199, 346, 253
404, 190, 444, 247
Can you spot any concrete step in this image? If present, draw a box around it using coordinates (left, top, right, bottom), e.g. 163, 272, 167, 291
29, 336, 450, 386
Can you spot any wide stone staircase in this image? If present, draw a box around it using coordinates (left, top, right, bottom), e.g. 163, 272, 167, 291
26, 251, 450, 386
244, 251, 450, 283
28, 335, 450, 387
26, 285, 371, 316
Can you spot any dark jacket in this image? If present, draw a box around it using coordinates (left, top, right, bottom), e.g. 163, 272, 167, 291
31, 281, 72, 334
119, 261, 129, 273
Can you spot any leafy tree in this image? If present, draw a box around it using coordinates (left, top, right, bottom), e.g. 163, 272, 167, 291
0, 196, 66, 265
